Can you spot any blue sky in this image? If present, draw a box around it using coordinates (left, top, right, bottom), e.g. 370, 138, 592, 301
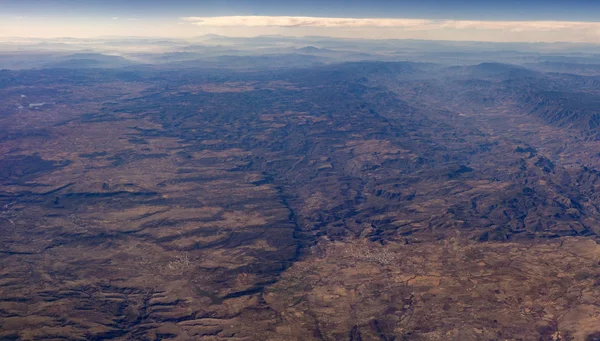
1, 0, 600, 41
2, 0, 600, 21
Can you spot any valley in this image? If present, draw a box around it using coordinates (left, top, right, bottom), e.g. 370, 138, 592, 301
1, 57, 600, 340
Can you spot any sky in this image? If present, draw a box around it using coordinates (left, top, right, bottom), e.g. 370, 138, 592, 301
1, 0, 600, 42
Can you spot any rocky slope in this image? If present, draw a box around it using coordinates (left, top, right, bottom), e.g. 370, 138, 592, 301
1, 62, 600, 340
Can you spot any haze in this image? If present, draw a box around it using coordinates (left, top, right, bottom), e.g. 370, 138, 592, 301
2, 0, 600, 42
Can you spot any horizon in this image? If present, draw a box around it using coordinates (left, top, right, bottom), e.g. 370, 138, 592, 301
2, 0, 600, 43
3, 19, 600, 45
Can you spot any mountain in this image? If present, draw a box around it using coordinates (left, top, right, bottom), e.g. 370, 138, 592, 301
296, 45, 337, 54
3, 42, 600, 340
162, 53, 328, 69
526, 61, 600, 75
42, 53, 136, 68
519, 89, 600, 133
443, 62, 542, 80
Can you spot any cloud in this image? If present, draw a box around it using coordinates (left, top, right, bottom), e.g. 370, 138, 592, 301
181, 15, 600, 34
437, 20, 600, 32
182, 16, 433, 28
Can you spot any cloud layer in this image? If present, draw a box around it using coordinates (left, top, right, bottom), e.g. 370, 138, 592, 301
182, 16, 432, 28
182, 15, 600, 35
3, 15, 600, 42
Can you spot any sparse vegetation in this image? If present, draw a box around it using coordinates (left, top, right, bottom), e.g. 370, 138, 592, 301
1, 56, 600, 340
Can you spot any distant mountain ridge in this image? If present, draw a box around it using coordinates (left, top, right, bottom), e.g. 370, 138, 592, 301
42, 53, 136, 69
444, 62, 542, 80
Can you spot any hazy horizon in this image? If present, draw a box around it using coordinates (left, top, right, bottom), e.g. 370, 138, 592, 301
2, 0, 600, 43
3, 31, 600, 46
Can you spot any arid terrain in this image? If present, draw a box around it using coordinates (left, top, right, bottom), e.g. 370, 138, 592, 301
1, 43, 600, 340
